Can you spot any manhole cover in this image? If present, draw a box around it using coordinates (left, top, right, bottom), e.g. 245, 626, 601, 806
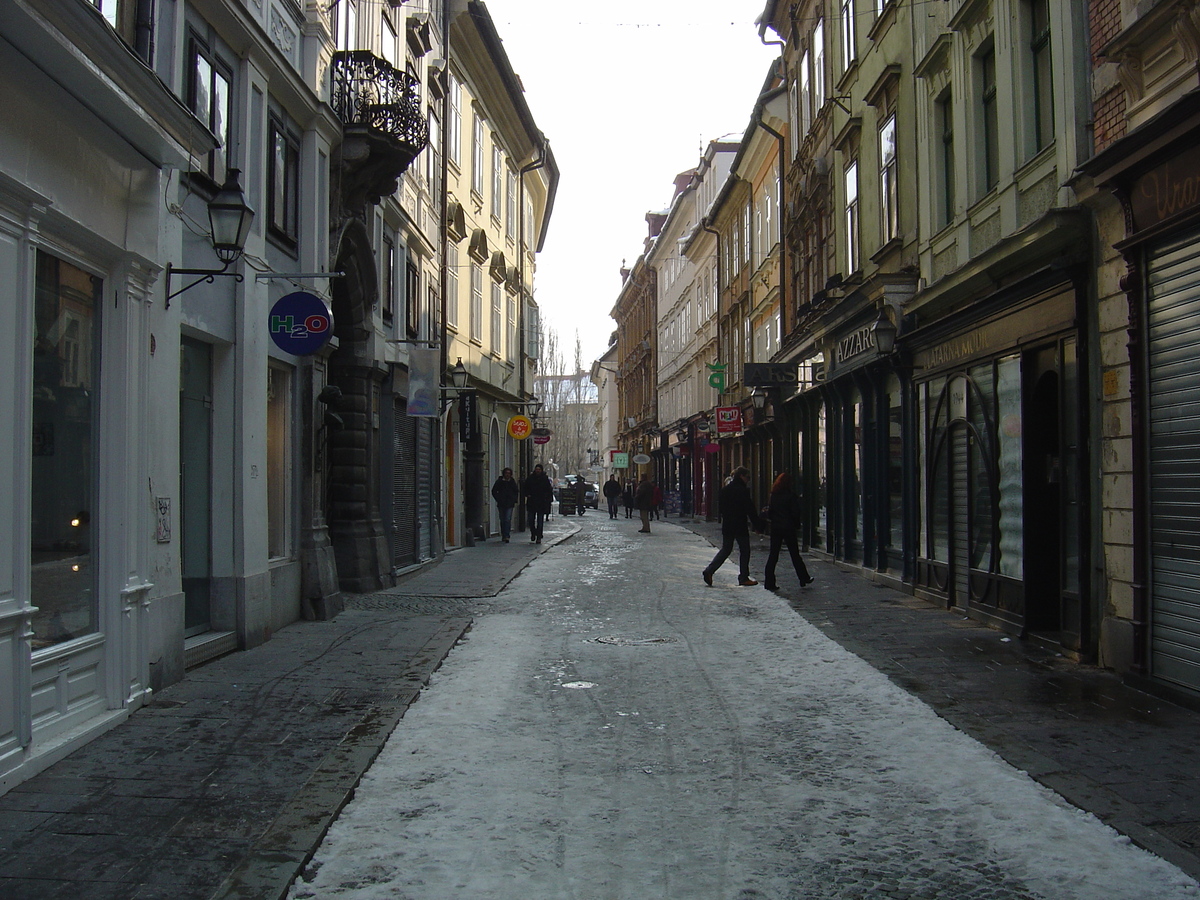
588, 635, 677, 646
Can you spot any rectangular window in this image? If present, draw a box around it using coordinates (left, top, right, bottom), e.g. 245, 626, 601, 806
841, 0, 856, 70
1029, 0, 1053, 153
980, 45, 999, 192
267, 365, 291, 559
845, 160, 859, 272
405, 258, 420, 338
491, 282, 502, 352
507, 291, 517, 361
799, 49, 812, 137
268, 115, 300, 247
382, 235, 396, 324
491, 145, 503, 219
190, 37, 232, 180
470, 263, 483, 341
937, 90, 955, 228
32, 250, 100, 648
447, 74, 461, 165
426, 108, 441, 196
446, 245, 459, 329
813, 18, 825, 109
506, 170, 518, 239
879, 112, 898, 243
333, 0, 357, 51
381, 11, 397, 67
743, 202, 752, 265
472, 115, 486, 195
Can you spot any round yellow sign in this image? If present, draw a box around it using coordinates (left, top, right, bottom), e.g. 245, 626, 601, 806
507, 415, 533, 440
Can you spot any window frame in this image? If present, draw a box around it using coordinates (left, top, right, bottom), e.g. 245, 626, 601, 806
1028, 0, 1053, 154
978, 43, 1000, 194
844, 159, 860, 273
267, 113, 301, 250
189, 33, 233, 181
470, 262, 483, 343
879, 111, 898, 244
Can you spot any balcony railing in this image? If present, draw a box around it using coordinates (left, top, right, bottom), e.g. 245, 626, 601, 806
331, 49, 428, 165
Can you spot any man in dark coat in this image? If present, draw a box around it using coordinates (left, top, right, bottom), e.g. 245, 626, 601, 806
634, 474, 656, 533
490, 467, 520, 542
522, 464, 554, 544
603, 474, 622, 519
702, 466, 763, 586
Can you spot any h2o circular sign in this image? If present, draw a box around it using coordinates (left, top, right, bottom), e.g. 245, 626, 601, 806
269, 292, 334, 356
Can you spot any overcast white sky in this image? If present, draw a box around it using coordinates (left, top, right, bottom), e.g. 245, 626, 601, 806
484, 0, 780, 369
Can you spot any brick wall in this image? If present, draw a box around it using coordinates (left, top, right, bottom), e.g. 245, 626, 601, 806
1093, 86, 1127, 152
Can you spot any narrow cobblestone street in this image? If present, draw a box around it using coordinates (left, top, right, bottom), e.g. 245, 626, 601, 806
288, 517, 1199, 900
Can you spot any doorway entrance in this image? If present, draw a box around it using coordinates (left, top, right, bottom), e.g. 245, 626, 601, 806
179, 337, 213, 636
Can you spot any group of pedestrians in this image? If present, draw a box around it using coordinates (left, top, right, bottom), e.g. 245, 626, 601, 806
494, 463, 814, 591
702, 466, 813, 591
489, 464, 554, 544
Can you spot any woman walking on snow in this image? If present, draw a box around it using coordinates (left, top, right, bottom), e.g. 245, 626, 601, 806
763, 472, 813, 591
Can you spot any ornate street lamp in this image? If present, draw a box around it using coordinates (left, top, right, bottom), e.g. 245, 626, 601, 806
165, 169, 254, 305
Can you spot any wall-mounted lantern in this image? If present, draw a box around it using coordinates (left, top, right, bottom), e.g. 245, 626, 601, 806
166, 169, 255, 305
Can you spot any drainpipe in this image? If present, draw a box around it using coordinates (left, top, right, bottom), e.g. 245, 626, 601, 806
517, 140, 549, 530
700, 217, 723, 520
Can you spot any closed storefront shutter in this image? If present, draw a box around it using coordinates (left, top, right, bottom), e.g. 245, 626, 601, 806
1147, 227, 1200, 691
416, 418, 434, 560
392, 398, 417, 569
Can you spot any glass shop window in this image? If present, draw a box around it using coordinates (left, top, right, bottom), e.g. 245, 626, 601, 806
31, 250, 100, 649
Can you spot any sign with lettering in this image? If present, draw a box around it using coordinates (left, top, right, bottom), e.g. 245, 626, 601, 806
715, 406, 742, 435
744, 362, 798, 387
507, 415, 532, 440
1130, 143, 1200, 234
610, 452, 629, 469
835, 324, 877, 365
458, 390, 477, 444
268, 292, 333, 356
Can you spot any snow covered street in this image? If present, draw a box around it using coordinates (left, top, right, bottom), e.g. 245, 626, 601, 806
289, 519, 1198, 900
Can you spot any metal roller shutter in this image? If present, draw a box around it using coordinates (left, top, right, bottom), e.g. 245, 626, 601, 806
392, 398, 417, 569
1147, 227, 1200, 691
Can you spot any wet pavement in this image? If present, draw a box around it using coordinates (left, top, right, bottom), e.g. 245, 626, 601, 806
0, 511, 1198, 898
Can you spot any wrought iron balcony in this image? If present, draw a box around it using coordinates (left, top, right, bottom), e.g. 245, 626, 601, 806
331, 50, 429, 206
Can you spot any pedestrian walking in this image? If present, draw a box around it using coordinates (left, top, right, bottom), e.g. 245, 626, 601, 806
522, 464, 554, 544
763, 472, 813, 590
702, 466, 763, 586
575, 478, 588, 516
622, 480, 635, 519
652, 482, 663, 520
490, 467, 520, 542
603, 474, 622, 519
634, 474, 656, 533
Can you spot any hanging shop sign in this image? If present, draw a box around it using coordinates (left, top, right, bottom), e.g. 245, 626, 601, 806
268, 292, 333, 356
707, 362, 727, 393
704, 442, 721, 453
610, 451, 629, 469
533, 434, 550, 445
458, 390, 477, 444
508, 415, 533, 440
744, 362, 798, 387
632, 453, 652, 465
715, 406, 742, 435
